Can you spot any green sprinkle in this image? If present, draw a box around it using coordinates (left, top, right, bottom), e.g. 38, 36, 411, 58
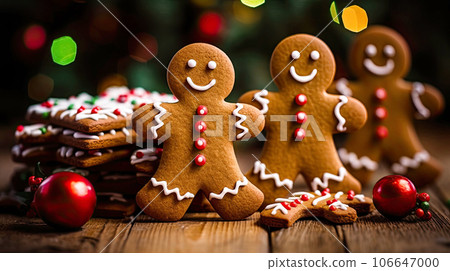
110, 98, 115, 101
39, 127, 47, 134
68, 104, 74, 110
42, 112, 49, 118
131, 100, 137, 105
54, 99, 58, 106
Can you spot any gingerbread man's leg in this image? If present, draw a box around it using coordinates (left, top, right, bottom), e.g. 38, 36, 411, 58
203, 164, 264, 220
338, 130, 382, 186
136, 172, 198, 221
245, 155, 299, 209
382, 131, 441, 187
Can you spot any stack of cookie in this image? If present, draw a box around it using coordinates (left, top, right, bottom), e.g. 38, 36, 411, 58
11, 86, 176, 217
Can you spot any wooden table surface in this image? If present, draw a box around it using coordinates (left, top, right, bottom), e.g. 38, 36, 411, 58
0, 123, 449, 253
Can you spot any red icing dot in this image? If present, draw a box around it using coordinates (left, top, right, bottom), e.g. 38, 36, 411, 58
100, 92, 108, 97
415, 208, 425, 218
113, 109, 121, 115
329, 205, 337, 211
327, 199, 338, 205
375, 125, 389, 139
418, 192, 430, 202
374, 106, 388, 120
295, 94, 307, 106
156, 148, 163, 156
294, 199, 301, 204
347, 194, 354, 200
194, 138, 207, 150
321, 190, 329, 196
323, 188, 330, 193
347, 189, 355, 195
300, 194, 309, 201
294, 128, 306, 141
41, 101, 53, 108
326, 200, 333, 205
136, 151, 144, 159
77, 106, 86, 113
296, 111, 307, 124
195, 121, 207, 133
195, 154, 206, 166
374, 88, 387, 101
197, 105, 208, 116
139, 103, 147, 108
130, 89, 135, 95
289, 201, 297, 207
281, 202, 291, 210
118, 94, 128, 103
17, 125, 24, 132
91, 106, 101, 114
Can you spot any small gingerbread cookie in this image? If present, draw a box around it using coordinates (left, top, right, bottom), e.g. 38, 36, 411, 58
11, 144, 58, 164
56, 145, 132, 167
260, 189, 374, 227
15, 124, 62, 144
58, 127, 135, 150
132, 43, 265, 221
130, 148, 162, 173
239, 34, 367, 207
329, 26, 445, 187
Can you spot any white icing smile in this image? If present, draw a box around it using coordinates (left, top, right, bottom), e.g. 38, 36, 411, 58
289, 66, 317, 83
363, 58, 395, 76
186, 77, 216, 91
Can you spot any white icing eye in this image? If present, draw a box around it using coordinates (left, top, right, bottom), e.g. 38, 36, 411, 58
383, 45, 395, 57
187, 59, 196, 68
365, 44, 377, 57
310, 50, 320, 61
208, 61, 217, 70
291, 50, 300, 60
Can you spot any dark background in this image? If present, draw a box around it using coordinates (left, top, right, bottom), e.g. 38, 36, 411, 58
1, 0, 449, 131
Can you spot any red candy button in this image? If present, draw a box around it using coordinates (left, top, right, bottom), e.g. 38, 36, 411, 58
294, 128, 306, 141
347, 194, 355, 200
374, 88, 387, 101
376, 125, 389, 139
281, 202, 291, 210
135, 151, 144, 159
197, 105, 208, 116
16, 125, 24, 132
295, 94, 307, 106
91, 106, 101, 114
195, 154, 206, 166
77, 106, 86, 113
329, 205, 337, 211
194, 138, 207, 150
301, 194, 309, 201
374, 106, 388, 120
113, 109, 121, 115
195, 121, 207, 133
296, 111, 307, 124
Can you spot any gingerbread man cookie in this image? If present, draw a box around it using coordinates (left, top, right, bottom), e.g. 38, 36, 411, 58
239, 34, 367, 207
260, 189, 374, 227
329, 26, 445, 187
132, 43, 265, 221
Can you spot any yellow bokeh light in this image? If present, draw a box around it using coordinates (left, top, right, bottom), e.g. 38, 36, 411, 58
342, 5, 368, 33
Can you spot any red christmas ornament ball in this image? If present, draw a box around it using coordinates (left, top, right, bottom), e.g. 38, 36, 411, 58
33, 172, 96, 229
372, 175, 417, 218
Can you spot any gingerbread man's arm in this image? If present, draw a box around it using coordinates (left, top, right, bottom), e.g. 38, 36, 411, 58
232, 102, 265, 140
328, 78, 358, 97
327, 94, 367, 134
408, 82, 445, 119
238, 89, 276, 115
132, 102, 170, 140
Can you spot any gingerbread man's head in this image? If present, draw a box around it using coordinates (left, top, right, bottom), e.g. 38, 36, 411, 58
167, 43, 235, 103
270, 34, 336, 92
349, 26, 411, 79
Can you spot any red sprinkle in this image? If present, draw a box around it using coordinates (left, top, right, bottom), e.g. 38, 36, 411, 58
91, 106, 101, 114
118, 94, 128, 103
347, 190, 355, 195
139, 103, 147, 108
300, 194, 309, 201
135, 151, 144, 159
16, 125, 24, 132
289, 201, 297, 207
323, 188, 330, 193
418, 192, 430, 202
100, 92, 108, 97
113, 109, 121, 115
281, 202, 291, 210
77, 106, 86, 113
329, 205, 337, 211
327, 200, 333, 205
347, 194, 354, 200
294, 199, 301, 204
41, 101, 53, 108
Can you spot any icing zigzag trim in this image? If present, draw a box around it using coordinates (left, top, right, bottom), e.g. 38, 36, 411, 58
311, 167, 346, 191
338, 148, 378, 171
411, 82, 431, 119
334, 95, 348, 132
150, 102, 167, 139
253, 89, 269, 114
391, 151, 429, 174
253, 161, 293, 189
335, 78, 353, 96
233, 103, 249, 140
209, 177, 249, 200
151, 177, 195, 201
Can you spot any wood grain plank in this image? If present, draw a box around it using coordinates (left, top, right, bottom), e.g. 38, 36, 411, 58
118, 213, 268, 253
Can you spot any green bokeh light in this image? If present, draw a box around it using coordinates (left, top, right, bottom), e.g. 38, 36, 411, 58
51, 36, 77, 66
241, 0, 265, 8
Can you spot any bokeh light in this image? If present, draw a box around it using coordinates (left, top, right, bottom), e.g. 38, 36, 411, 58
128, 33, 158, 63
97, 74, 128, 93
51, 36, 77, 66
23, 25, 46, 50
191, 0, 217, 8
342, 5, 368, 33
198, 12, 224, 36
28, 74, 54, 101
240, 0, 265, 8
233, 0, 262, 24
330, 1, 340, 24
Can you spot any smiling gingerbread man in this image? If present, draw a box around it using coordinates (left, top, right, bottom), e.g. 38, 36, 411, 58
239, 34, 367, 207
330, 26, 445, 187
132, 43, 265, 221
